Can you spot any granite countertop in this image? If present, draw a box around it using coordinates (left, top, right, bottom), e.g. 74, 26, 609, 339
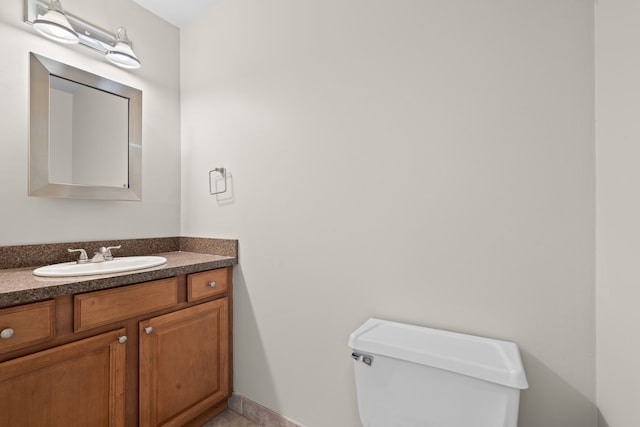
0, 251, 237, 308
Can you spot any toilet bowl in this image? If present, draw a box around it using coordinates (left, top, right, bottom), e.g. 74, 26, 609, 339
349, 318, 528, 427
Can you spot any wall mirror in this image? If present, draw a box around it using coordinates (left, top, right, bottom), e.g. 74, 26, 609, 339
29, 52, 142, 200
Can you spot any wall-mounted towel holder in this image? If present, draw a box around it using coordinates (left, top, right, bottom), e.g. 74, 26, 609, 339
209, 167, 227, 195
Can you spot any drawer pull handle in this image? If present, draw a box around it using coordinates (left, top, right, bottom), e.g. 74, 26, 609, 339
144, 327, 153, 335
118, 335, 128, 344
208, 281, 216, 288
1, 328, 14, 339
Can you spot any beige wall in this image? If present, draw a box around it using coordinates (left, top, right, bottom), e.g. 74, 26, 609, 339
0, 0, 181, 245
1, 0, 609, 425
595, 1, 640, 426
180, 1, 596, 426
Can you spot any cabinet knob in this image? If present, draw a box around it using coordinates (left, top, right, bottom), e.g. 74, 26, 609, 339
144, 327, 153, 335
1, 328, 14, 339
118, 335, 127, 344
208, 281, 216, 288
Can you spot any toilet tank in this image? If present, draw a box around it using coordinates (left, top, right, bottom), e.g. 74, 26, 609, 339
349, 318, 528, 427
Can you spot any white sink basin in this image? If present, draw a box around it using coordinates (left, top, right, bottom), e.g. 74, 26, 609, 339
33, 256, 167, 277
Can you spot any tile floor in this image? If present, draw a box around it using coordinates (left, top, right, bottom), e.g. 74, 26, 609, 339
202, 409, 261, 427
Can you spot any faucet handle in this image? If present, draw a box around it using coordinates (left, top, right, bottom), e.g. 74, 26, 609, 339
104, 245, 122, 260
68, 248, 88, 264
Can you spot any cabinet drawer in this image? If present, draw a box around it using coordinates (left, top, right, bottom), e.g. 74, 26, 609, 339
0, 300, 55, 354
187, 268, 229, 302
74, 278, 178, 332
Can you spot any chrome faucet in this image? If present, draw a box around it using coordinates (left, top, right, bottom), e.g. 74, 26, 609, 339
91, 248, 107, 263
102, 245, 121, 261
68, 248, 89, 264
91, 245, 122, 262
69, 245, 122, 263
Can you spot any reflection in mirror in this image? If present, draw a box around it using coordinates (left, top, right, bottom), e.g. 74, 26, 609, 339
49, 76, 129, 187
29, 52, 142, 200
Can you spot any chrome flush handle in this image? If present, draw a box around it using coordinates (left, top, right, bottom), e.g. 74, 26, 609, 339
351, 352, 374, 366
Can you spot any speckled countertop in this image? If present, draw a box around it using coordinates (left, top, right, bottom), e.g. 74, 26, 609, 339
0, 237, 238, 308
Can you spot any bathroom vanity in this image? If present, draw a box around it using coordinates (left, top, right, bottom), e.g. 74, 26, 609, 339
0, 238, 236, 427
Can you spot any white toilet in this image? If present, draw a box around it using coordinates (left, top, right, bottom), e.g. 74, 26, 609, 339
349, 318, 528, 427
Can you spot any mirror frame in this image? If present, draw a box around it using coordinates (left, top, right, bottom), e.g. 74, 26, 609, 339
29, 52, 142, 200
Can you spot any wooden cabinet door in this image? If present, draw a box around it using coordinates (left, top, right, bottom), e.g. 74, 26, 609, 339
139, 298, 229, 427
0, 328, 127, 427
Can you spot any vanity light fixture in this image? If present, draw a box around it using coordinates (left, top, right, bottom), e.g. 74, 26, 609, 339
24, 0, 142, 69
32, 0, 79, 44
105, 27, 141, 69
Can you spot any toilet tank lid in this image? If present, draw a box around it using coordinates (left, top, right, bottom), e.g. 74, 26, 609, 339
348, 318, 528, 389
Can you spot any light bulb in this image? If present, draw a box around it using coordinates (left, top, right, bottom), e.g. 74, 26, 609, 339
105, 27, 141, 69
33, 0, 79, 44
